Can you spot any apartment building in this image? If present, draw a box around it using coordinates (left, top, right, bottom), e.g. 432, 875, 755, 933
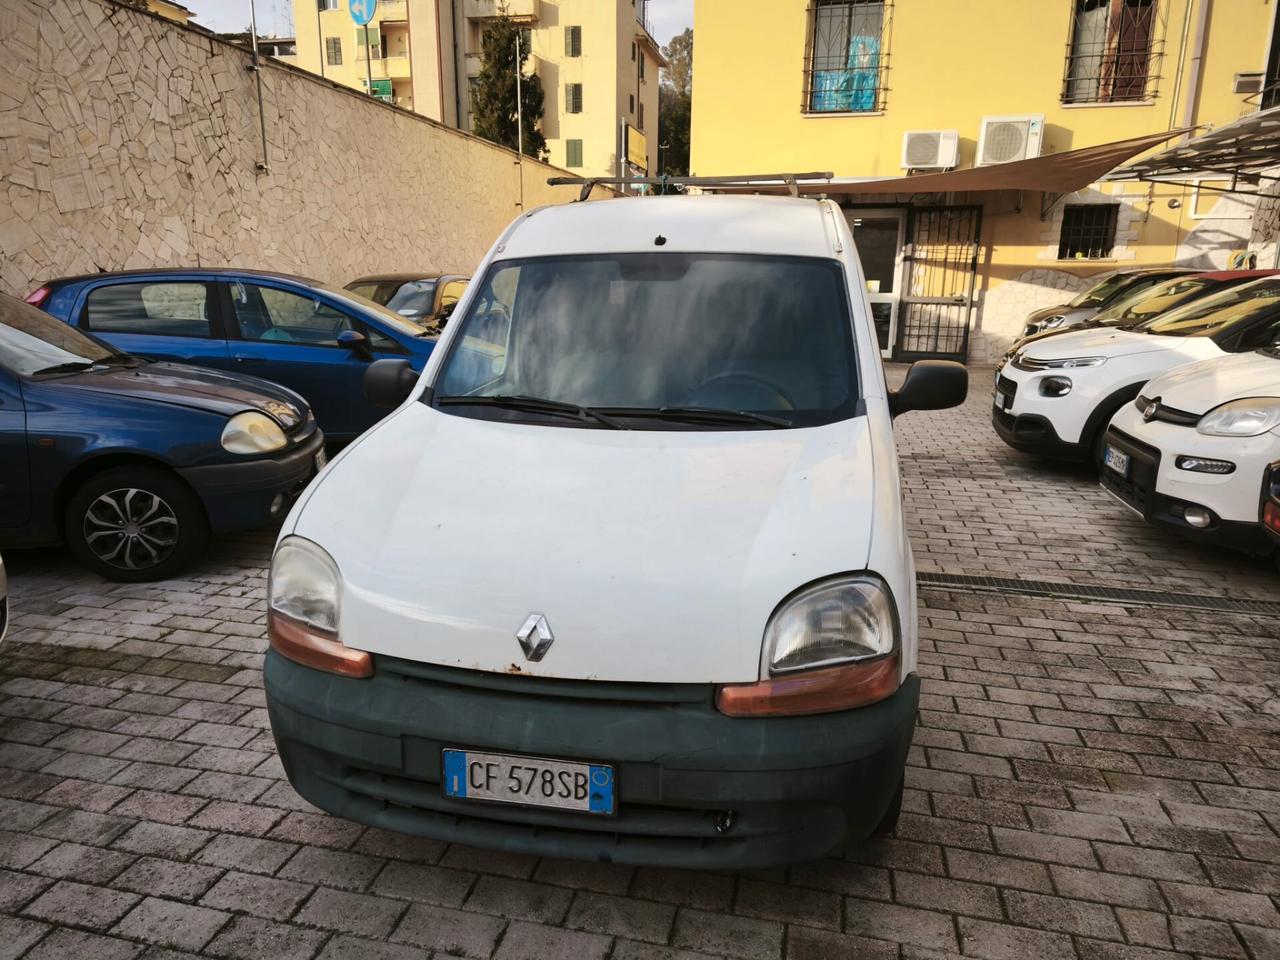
692, 0, 1275, 362
291, 0, 664, 176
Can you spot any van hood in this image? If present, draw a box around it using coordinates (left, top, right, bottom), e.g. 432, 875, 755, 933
1019, 328, 1187, 362
1141, 351, 1280, 415
293, 403, 878, 683
55, 361, 307, 423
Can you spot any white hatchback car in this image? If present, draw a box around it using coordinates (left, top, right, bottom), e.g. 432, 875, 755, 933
995, 277, 1280, 464
1102, 350, 1280, 562
262, 195, 967, 868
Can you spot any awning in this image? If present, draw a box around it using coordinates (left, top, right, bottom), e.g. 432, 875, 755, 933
715, 128, 1192, 197
1105, 106, 1280, 191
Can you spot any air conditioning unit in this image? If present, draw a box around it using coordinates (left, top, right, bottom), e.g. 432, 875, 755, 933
977, 114, 1045, 166
901, 130, 959, 170
1234, 72, 1265, 94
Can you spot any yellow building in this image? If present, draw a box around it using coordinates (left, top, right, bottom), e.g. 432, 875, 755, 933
692, 0, 1276, 362
291, 0, 664, 176
143, 0, 194, 24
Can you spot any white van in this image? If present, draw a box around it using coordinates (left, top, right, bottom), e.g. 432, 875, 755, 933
263, 194, 967, 868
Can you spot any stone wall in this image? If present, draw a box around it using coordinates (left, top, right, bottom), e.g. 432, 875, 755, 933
0, 0, 589, 298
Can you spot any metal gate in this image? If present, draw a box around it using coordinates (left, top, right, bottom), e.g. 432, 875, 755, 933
896, 206, 983, 361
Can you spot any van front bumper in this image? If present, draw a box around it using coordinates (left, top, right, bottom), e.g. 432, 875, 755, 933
264, 651, 918, 869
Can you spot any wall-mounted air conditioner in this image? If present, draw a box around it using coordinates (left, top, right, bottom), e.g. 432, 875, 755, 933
1234, 72, 1265, 94
901, 130, 959, 170
976, 114, 1045, 166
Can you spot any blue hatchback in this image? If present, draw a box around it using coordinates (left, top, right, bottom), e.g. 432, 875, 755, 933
0, 293, 325, 581
31, 269, 437, 442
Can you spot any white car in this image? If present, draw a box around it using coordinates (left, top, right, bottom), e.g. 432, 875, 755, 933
994, 277, 1280, 463
1101, 350, 1280, 562
261, 194, 968, 868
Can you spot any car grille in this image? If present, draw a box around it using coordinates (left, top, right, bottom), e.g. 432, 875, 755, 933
1099, 428, 1161, 516
1011, 355, 1058, 371
1134, 395, 1201, 426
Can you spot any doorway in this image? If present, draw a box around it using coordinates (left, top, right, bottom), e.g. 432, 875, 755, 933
848, 209, 906, 358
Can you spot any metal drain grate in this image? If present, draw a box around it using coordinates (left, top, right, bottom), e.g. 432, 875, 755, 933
918, 572, 1280, 617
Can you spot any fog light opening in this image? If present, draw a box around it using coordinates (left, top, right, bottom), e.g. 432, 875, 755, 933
1039, 376, 1073, 398
269, 493, 286, 517
1175, 456, 1235, 475
1183, 506, 1212, 529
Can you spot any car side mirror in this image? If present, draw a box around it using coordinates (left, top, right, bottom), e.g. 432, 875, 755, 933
337, 329, 372, 360
365, 358, 418, 408
438, 301, 458, 321
888, 360, 968, 417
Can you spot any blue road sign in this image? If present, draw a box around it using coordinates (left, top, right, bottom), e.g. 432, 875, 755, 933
349, 0, 377, 26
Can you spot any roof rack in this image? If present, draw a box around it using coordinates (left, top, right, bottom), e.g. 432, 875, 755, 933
546, 172, 835, 202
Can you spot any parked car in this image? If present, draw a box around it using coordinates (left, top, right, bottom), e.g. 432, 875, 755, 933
1021, 267, 1194, 338
0, 292, 324, 581
29, 269, 438, 443
1005, 271, 1280, 362
262, 194, 969, 868
1264, 463, 1280, 560
1101, 351, 1280, 560
994, 276, 1280, 464
344, 273, 469, 330
0, 552, 7, 646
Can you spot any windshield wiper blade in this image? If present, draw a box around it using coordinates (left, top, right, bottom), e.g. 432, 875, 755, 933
436, 394, 623, 429
598, 406, 793, 428
31, 361, 97, 375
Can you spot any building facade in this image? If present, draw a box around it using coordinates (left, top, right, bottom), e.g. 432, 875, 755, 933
692, 0, 1275, 362
291, 0, 663, 177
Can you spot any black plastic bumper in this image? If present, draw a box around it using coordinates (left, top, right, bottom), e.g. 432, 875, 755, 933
264, 651, 919, 869
992, 407, 1088, 461
1266, 463, 1280, 548
1100, 428, 1274, 555
178, 429, 324, 534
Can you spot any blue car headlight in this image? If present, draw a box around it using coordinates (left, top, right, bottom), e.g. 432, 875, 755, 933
222, 412, 288, 454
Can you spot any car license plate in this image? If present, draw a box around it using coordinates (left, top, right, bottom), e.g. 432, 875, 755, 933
314, 448, 327, 472
994, 392, 1012, 412
1103, 445, 1130, 477
442, 749, 615, 815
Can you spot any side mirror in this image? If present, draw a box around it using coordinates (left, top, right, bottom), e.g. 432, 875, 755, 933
337, 329, 372, 360
438, 301, 457, 321
888, 360, 968, 417
365, 358, 418, 408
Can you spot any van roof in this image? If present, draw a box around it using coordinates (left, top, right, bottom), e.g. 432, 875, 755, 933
502, 195, 838, 261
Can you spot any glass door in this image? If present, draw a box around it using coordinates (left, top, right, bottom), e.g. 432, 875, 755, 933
848, 210, 906, 358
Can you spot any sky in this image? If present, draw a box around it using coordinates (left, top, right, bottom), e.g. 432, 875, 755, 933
189, 0, 693, 46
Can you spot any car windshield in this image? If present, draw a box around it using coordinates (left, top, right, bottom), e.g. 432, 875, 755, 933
0, 294, 123, 376
1091, 276, 1218, 328
1142, 277, 1280, 337
1068, 273, 1129, 308
432, 254, 859, 429
348, 279, 439, 318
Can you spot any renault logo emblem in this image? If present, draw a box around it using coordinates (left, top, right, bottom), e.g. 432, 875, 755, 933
1143, 398, 1159, 422
516, 614, 554, 662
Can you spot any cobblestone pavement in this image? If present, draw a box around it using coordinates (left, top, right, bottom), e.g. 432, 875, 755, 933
2, 367, 1278, 960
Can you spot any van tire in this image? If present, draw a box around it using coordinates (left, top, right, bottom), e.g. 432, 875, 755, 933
870, 776, 904, 837
64, 466, 208, 582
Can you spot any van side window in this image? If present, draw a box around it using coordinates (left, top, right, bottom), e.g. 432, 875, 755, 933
85, 282, 211, 337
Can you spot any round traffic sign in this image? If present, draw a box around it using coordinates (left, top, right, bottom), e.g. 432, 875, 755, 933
349, 0, 377, 26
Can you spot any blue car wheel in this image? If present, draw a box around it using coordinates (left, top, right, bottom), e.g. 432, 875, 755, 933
64, 466, 210, 582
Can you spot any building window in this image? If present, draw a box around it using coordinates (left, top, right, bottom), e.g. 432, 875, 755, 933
631, 41, 636, 61
565, 83, 583, 113
354, 26, 382, 59
1058, 204, 1120, 259
639, 102, 645, 130
325, 36, 342, 65
566, 139, 584, 168
565, 25, 582, 57
1063, 0, 1162, 104
629, 94, 635, 114
804, 1, 890, 113
317, 0, 338, 10
639, 54, 646, 80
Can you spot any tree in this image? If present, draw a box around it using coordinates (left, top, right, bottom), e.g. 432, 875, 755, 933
472, 9, 547, 161
658, 28, 692, 175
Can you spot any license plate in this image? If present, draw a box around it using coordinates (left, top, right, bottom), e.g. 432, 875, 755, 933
314, 448, 328, 472
994, 392, 1012, 412
442, 749, 615, 815
1104, 445, 1130, 477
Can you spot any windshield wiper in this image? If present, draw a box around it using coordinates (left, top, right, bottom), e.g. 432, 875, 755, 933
596, 406, 793, 428
436, 394, 622, 429
31, 361, 97, 376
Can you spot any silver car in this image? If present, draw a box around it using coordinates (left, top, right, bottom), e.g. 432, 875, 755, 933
1021, 268, 1194, 338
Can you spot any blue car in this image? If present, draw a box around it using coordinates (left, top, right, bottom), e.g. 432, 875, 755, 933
0, 292, 325, 581
31, 269, 437, 442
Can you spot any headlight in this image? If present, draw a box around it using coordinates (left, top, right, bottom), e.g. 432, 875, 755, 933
268, 537, 370, 677
1037, 356, 1105, 369
221, 411, 287, 454
1196, 398, 1280, 437
715, 575, 901, 717
1043, 315, 1067, 329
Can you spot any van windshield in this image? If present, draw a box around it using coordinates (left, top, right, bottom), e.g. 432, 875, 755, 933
431, 254, 859, 429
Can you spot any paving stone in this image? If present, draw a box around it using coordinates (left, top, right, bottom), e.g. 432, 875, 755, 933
293, 886, 406, 939
199, 870, 312, 921
566, 890, 677, 943
672, 909, 785, 960
111, 856, 224, 902
278, 846, 383, 892
111, 896, 231, 952
25, 929, 143, 960
390, 902, 506, 958
843, 900, 957, 954
23, 879, 140, 930
464, 874, 574, 924
369, 859, 475, 908
203, 915, 328, 960
0, 916, 50, 960
957, 918, 1076, 960
27, 840, 134, 884
194, 834, 297, 875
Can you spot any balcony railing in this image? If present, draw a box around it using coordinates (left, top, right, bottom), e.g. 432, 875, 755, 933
464, 0, 539, 22
355, 54, 411, 79
375, 0, 407, 20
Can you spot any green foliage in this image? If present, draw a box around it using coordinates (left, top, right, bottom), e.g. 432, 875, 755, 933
472, 11, 548, 161
658, 29, 692, 175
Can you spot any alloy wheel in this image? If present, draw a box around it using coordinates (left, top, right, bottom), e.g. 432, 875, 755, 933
82, 487, 180, 571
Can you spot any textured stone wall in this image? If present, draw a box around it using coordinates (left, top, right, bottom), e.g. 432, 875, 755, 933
0, 0, 587, 298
